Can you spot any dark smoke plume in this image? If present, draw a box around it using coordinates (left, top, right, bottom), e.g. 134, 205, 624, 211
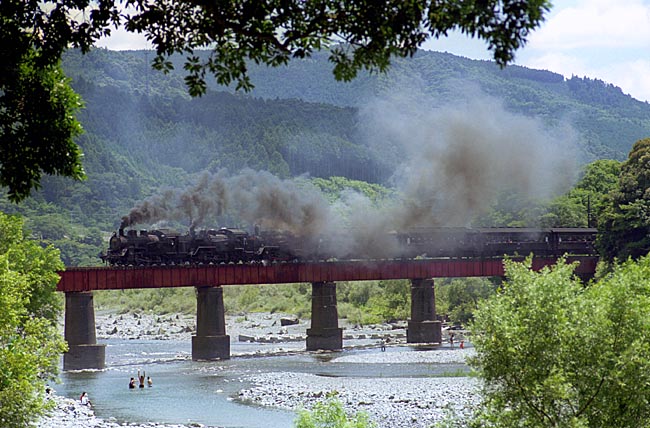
355, 92, 576, 229
121, 170, 330, 238
121, 91, 577, 258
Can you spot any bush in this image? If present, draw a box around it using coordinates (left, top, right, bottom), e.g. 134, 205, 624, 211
468, 256, 650, 427
295, 397, 375, 428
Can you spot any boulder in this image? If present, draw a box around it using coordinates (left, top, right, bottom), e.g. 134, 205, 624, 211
280, 317, 299, 326
238, 334, 255, 342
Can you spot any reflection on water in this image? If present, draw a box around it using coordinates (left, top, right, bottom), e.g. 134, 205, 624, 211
57, 339, 468, 428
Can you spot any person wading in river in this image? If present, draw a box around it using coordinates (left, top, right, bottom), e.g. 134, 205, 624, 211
138, 370, 145, 388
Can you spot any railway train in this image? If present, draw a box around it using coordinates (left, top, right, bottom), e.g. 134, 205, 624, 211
100, 226, 598, 266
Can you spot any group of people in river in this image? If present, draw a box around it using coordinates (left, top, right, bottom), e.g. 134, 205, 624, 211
129, 369, 152, 389
76, 369, 152, 409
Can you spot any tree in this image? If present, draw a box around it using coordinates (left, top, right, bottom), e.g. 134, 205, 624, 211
125, 0, 550, 93
0, 49, 85, 203
1, 0, 115, 202
598, 138, 650, 261
2, 0, 551, 202
540, 159, 621, 228
435, 277, 497, 325
467, 256, 650, 427
0, 212, 67, 427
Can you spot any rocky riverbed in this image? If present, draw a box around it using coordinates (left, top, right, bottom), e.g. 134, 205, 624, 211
237, 349, 480, 428
93, 310, 413, 348
40, 311, 477, 428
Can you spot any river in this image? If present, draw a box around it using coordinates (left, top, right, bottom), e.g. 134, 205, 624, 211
53, 312, 476, 428
56, 338, 476, 428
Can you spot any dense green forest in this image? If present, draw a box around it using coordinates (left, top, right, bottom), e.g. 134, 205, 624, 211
2, 48, 649, 266
241, 50, 649, 161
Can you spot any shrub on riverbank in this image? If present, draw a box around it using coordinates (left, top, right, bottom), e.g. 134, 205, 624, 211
469, 255, 650, 427
295, 396, 375, 428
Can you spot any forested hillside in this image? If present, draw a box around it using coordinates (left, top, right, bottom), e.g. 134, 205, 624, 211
2, 48, 649, 266
241, 50, 650, 161
66, 49, 650, 161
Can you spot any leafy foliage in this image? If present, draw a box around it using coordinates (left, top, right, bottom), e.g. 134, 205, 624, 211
598, 138, 650, 261
468, 256, 650, 427
0, 51, 85, 202
435, 278, 498, 325
295, 396, 375, 428
311, 176, 394, 204
123, 0, 549, 93
540, 159, 621, 228
0, 0, 120, 202
0, 213, 67, 427
2, 0, 549, 202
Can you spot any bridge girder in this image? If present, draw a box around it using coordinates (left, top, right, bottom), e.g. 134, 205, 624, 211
57, 257, 599, 292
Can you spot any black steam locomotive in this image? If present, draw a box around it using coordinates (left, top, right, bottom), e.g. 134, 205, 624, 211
100, 226, 597, 266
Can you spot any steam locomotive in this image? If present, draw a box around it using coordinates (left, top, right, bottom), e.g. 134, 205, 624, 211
100, 226, 598, 266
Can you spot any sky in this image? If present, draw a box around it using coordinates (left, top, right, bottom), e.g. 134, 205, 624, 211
423, 0, 650, 102
96, 0, 650, 102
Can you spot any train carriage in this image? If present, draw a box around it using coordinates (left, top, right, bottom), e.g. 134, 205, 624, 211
550, 228, 598, 255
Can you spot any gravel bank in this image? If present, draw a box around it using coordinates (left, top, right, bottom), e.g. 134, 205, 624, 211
93, 311, 415, 347
238, 349, 480, 428
92, 311, 430, 357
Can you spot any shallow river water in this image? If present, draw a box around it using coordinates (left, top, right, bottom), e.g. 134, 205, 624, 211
57, 339, 472, 428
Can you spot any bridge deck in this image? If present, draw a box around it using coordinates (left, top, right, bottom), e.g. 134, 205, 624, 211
57, 256, 598, 292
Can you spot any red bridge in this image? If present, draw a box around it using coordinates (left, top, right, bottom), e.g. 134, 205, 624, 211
58, 255, 598, 372
57, 256, 598, 291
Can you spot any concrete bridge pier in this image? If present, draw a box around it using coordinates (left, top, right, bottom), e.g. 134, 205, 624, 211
192, 286, 230, 360
307, 281, 343, 351
407, 279, 442, 344
63, 292, 106, 371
